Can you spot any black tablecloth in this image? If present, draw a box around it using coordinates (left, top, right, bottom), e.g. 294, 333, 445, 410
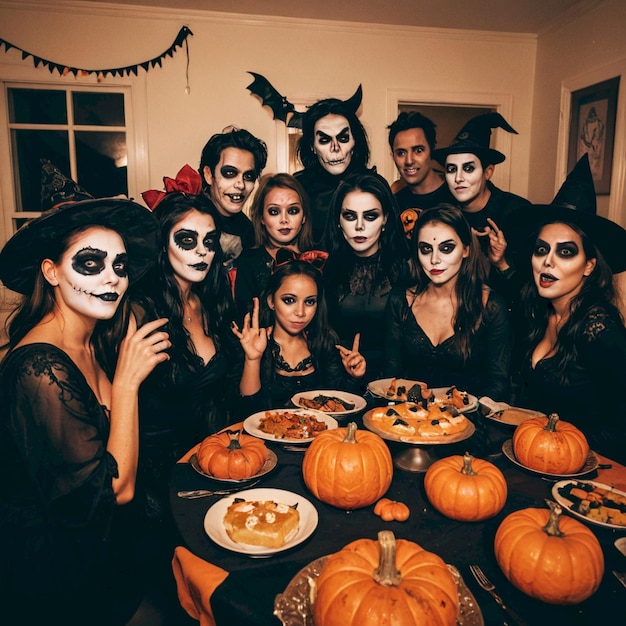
169, 410, 626, 626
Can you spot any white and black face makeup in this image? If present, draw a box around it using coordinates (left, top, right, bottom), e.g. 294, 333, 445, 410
339, 191, 387, 257
47, 226, 129, 320
168, 210, 218, 287
444, 153, 493, 210
313, 114, 355, 175
417, 221, 469, 286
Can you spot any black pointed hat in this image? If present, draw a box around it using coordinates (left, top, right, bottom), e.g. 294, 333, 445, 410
504, 154, 626, 273
0, 160, 159, 294
432, 112, 518, 166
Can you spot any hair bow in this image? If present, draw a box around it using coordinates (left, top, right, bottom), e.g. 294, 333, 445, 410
141, 164, 203, 210
273, 248, 329, 272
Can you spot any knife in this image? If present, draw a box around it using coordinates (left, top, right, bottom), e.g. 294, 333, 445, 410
613, 570, 626, 588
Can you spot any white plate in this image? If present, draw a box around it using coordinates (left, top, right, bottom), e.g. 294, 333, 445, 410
479, 398, 544, 427
367, 378, 478, 413
204, 487, 318, 556
552, 480, 626, 530
243, 408, 338, 444
502, 439, 600, 478
291, 389, 367, 417
189, 449, 278, 483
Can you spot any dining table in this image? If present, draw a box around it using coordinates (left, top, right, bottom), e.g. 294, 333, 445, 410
168, 392, 626, 626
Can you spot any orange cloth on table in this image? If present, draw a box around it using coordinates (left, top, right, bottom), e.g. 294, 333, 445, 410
172, 546, 229, 626
177, 422, 245, 463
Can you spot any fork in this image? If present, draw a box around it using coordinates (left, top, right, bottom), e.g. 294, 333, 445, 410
178, 478, 260, 499
469, 564, 527, 626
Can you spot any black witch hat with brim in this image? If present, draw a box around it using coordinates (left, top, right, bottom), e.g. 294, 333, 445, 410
432, 112, 518, 166
504, 153, 626, 274
0, 160, 160, 294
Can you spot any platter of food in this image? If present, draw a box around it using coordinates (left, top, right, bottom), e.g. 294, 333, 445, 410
274, 557, 484, 626
552, 480, 626, 529
478, 397, 545, 427
362, 403, 475, 445
204, 487, 318, 556
501, 439, 600, 478
189, 449, 278, 483
291, 389, 367, 417
243, 408, 338, 444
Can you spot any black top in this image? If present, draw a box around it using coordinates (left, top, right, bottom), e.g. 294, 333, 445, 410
213, 209, 255, 269
383, 287, 511, 400
394, 179, 456, 213
233, 246, 275, 322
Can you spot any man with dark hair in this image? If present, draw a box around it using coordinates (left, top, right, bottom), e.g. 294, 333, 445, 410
388, 111, 454, 239
199, 127, 268, 266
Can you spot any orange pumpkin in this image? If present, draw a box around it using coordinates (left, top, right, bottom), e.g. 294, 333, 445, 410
302, 422, 392, 510
494, 500, 604, 604
512, 413, 589, 474
314, 530, 458, 626
424, 452, 507, 521
196, 429, 267, 479
374, 498, 410, 522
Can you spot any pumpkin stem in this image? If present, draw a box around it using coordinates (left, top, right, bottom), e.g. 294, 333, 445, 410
372, 530, 402, 587
226, 429, 242, 450
544, 413, 560, 432
542, 499, 565, 537
461, 451, 477, 476
343, 422, 358, 444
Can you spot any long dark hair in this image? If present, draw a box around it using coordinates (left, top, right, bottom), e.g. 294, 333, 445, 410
408, 204, 489, 360
520, 220, 621, 384
130, 193, 234, 376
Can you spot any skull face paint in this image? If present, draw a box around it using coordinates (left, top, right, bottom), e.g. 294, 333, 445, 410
50, 226, 128, 320
313, 114, 355, 175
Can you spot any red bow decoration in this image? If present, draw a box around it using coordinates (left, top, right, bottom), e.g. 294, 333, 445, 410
141, 164, 203, 210
273, 248, 329, 272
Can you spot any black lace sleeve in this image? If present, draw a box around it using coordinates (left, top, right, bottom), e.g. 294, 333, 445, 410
383, 287, 409, 377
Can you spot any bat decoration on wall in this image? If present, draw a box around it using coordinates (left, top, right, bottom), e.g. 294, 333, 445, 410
246, 72, 305, 129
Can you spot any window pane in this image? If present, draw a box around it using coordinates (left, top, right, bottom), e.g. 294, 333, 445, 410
75, 131, 128, 198
8, 88, 67, 124
11, 129, 69, 212
73, 92, 125, 126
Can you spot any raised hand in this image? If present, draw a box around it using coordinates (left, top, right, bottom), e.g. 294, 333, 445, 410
231, 297, 269, 362
473, 218, 509, 270
336, 333, 367, 379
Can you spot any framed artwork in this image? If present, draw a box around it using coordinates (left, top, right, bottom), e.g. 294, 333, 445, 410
568, 76, 620, 194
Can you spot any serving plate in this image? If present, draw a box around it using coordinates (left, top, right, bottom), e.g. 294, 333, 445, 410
478, 397, 544, 426
243, 408, 338, 444
274, 557, 484, 626
291, 389, 367, 417
502, 439, 599, 478
189, 449, 278, 483
552, 480, 626, 529
204, 487, 318, 556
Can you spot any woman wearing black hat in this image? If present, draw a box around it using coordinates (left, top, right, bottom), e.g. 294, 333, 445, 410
0, 162, 170, 624
506, 155, 626, 463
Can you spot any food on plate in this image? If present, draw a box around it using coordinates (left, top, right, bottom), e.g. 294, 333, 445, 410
298, 394, 355, 412
443, 386, 471, 409
369, 401, 470, 439
557, 481, 626, 526
223, 498, 300, 548
384, 378, 429, 401
196, 429, 268, 479
259, 410, 328, 439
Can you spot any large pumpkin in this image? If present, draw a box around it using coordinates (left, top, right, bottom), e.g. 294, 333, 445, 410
313, 530, 458, 626
512, 413, 589, 474
424, 452, 507, 521
302, 422, 392, 510
196, 429, 267, 479
494, 500, 604, 604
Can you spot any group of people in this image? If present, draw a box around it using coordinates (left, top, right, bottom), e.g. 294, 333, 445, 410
0, 85, 625, 625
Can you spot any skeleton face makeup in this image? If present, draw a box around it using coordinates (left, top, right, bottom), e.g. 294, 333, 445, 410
167, 210, 218, 287
47, 226, 128, 320
313, 114, 355, 175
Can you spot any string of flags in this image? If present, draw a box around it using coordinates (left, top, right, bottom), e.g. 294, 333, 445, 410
0, 25, 193, 79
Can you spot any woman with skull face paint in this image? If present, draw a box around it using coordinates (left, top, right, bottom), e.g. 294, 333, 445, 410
0, 162, 169, 625
294, 85, 376, 245
323, 171, 409, 381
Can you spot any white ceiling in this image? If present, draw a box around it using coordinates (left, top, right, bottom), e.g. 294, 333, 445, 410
79, 0, 600, 35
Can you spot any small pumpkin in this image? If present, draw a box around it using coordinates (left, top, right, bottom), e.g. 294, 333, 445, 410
196, 429, 267, 480
424, 452, 507, 521
313, 530, 458, 626
302, 422, 392, 510
494, 500, 604, 604
374, 498, 410, 522
512, 413, 589, 474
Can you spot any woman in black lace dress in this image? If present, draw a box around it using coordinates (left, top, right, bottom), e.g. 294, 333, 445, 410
0, 163, 169, 625
323, 171, 409, 382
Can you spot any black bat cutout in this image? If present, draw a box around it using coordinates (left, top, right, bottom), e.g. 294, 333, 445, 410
246, 72, 304, 129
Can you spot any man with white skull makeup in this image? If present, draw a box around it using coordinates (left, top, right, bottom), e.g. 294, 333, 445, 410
0, 161, 169, 625
294, 85, 376, 245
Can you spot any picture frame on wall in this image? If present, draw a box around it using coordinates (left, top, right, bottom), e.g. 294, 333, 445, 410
568, 76, 620, 195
